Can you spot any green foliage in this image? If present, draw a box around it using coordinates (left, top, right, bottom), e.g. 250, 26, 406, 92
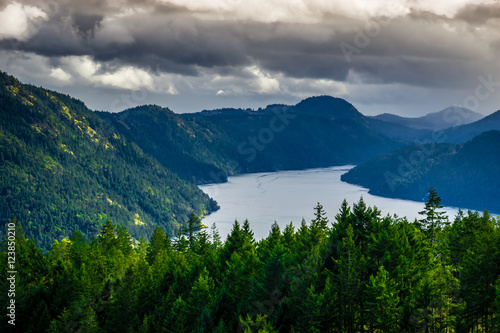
1, 200, 499, 332
0, 71, 217, 250
179, 212, 203, 249
239, 314, 277, 333
364, 266, 401, 332
146, 227, 170, 264
418, 187, 447, 244
96, 105, 234, 184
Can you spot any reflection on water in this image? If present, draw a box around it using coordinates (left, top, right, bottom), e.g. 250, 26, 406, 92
199, 166, 464, 241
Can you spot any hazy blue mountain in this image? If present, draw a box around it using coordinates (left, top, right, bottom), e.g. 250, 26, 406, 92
341, 130, 500, 213
444, 110, 500, 142
371, 106, 483, 130
366, 118, 433, 143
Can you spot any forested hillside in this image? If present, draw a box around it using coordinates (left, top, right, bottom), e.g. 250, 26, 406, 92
342, 130, 500, 213
2, 198, 499, 332
0, 71, 217, 250
96, 105, 235, 184
100, 96, 403, 182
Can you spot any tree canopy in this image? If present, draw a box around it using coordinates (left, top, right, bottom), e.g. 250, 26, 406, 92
2, 199, 499, 332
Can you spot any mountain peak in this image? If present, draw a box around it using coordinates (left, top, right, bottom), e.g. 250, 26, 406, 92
292, 95, 364, 121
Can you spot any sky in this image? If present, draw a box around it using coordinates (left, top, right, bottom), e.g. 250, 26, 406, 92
0, 0, 499, 116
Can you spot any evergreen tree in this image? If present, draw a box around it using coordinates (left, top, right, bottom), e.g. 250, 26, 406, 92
457, 211, 498, 331
163, 296, 188, 333
220, 220, 244, 264
494, 277, 500, 331
210, 223, 222, 249
418, 187, 447, 244
239, 314, 277, 333
292, 284, 323, 332
187, 268, 215, 331
147, 227, 169, 264
68, 230, 90, 269
364, 266, 400, 332
334, 224, 365, 332
243, 219, 256, 244
179, 212, 203, 249
98, 219, 118, 254
311, 202, 329, 232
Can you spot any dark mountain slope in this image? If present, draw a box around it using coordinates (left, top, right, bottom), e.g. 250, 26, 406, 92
341, 130, 500, 213
0, 71, 217, 249
102, 96, 404, 181
192, 96, 403, 171
367, 118, 433, 143
290, 95, 366, 122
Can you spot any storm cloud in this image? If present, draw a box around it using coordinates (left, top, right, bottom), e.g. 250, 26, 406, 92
0, 0, 499, 115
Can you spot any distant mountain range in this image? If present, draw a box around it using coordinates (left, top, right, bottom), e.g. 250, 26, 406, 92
444, 110, 500, 142
367, 107, 500, 145
370, 106, 483, 130
1, 69, 499, 247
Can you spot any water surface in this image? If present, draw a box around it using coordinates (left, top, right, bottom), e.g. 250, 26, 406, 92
199, 166, 463, 240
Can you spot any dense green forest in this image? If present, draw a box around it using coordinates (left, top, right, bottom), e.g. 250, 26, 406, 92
342, 130, 500, 214
0, 71, 217, 250
96, 105, 236, 184
1, 194, 499, 333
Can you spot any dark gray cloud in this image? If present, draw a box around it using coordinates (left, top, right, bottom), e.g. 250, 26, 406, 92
10, 20, 87, 56
71, 13, 103, 36
4, 10, 494, 87
0, 0, 499, 116
455, 3, 500, 24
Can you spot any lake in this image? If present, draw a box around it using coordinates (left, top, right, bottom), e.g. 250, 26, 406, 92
199, 166, 463, 241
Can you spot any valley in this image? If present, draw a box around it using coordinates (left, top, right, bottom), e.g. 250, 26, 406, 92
2, 70, 500, 248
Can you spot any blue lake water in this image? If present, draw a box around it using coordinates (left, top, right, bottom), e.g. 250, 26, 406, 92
199, 166, 464, 241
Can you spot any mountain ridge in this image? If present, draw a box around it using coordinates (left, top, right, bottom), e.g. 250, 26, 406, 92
370, 106, 483, 130
100, 95, 403, 181
444, 110, 500, 142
